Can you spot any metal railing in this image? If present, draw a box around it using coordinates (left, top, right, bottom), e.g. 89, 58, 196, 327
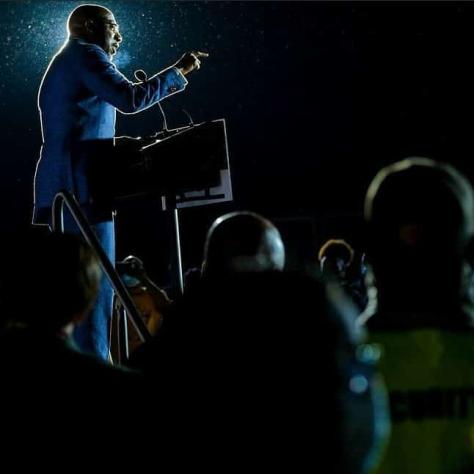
51, 191, 152, 360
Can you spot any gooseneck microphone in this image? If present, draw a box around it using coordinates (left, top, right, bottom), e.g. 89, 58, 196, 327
133, 69, 148, 82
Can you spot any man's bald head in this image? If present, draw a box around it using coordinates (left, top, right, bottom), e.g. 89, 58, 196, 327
202, 211, 286, 277
67, 4, 121, 56
68, 4, 111, 37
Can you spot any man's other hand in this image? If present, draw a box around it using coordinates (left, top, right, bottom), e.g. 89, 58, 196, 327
175, 51, 209, 76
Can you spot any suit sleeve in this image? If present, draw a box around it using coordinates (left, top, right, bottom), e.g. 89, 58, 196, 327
81, 44, 188, 114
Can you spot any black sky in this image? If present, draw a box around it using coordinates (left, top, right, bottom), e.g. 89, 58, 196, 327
1, 1, 474, 282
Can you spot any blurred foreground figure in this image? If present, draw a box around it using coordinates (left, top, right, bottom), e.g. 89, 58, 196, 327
364, 157, 474, 473
111, 255, 171, 358
0, 229, 140, 428
130, 270, 389, 472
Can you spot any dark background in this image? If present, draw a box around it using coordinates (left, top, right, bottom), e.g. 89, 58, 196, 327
1, 0, 474, 287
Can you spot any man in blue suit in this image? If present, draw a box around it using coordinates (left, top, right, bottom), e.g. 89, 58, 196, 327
33, 4, 207, 360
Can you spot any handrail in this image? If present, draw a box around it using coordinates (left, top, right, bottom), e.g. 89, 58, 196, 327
51, 191, 152, 352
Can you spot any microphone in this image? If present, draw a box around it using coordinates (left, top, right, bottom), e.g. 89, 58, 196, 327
134, 69, 169, 135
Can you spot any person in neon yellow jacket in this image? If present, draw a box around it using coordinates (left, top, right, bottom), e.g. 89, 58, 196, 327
363, 157, 474, 473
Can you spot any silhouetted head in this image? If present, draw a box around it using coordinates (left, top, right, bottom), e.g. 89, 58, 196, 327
1, 229, 101, 333
318, 238, 355, 279
365, 157, 474, 316
201, 211, 285, 277
67, 4, 122, 57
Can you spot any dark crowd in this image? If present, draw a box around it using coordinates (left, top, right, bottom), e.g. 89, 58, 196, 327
2, 156, 474, 472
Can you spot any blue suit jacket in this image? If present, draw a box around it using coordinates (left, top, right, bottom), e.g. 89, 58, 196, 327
33, 38, 187, 223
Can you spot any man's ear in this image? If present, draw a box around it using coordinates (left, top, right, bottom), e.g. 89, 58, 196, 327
84, 18, 97, 35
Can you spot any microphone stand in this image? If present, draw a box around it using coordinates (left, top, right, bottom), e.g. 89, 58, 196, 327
134, 69, 185, 296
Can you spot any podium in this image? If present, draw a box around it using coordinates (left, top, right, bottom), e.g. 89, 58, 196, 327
111, 119, 232, 205
111, 118, 233, 293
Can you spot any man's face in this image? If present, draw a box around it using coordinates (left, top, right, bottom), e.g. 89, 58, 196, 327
93, 11, 122, 57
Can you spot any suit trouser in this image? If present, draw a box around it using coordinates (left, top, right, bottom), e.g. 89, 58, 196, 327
74, 221, 114, 361
62, 212, 115, 361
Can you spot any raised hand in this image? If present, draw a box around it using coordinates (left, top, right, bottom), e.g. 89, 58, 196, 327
175, 51, 209, 76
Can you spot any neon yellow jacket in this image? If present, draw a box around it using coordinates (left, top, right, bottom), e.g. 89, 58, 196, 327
371, 328, 474, 473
